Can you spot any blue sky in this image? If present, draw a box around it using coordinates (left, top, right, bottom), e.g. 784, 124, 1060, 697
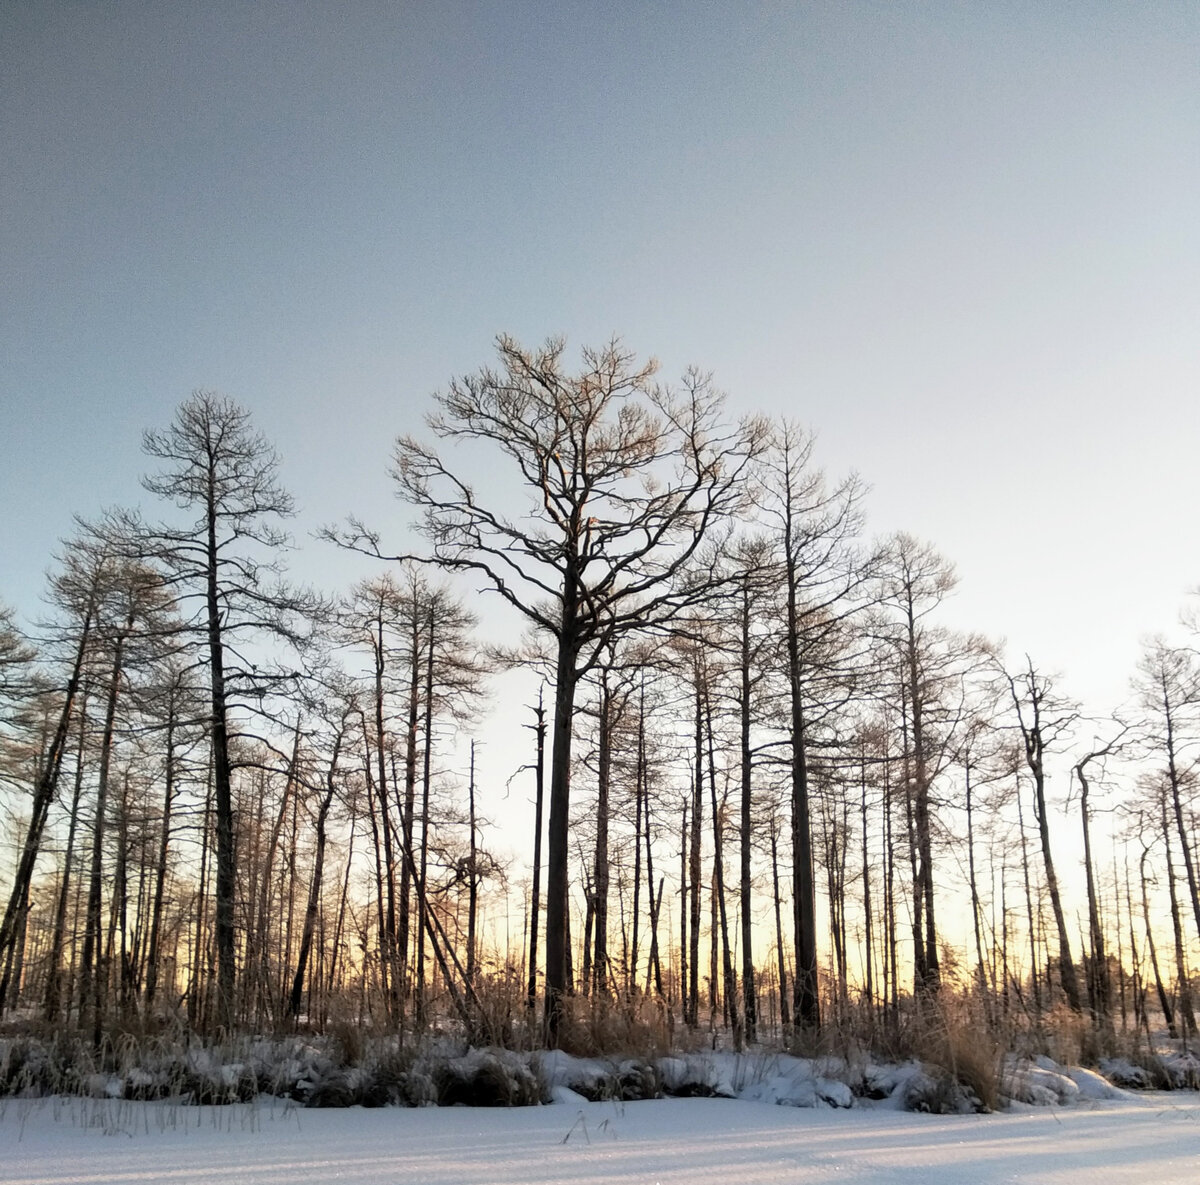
3, 1, 1199, 724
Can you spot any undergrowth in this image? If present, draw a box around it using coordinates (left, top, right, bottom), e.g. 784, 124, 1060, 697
2, 985, 1196, 1111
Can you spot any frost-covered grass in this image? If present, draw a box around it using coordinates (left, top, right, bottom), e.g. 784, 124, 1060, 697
3, 996, 1199, 1124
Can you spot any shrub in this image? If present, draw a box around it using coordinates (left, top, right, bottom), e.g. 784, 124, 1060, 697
432, 1049, 545, 1107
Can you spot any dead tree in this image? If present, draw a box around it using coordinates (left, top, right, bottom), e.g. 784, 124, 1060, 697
1003, 656, 1082, 1013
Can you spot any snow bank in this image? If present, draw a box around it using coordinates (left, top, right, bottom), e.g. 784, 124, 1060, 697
0, 1033, 1187, 1116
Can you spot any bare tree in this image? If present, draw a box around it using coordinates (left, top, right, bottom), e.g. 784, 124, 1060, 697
76, 549, 172, 1042
1134, 640, 1200, 947
0, 545, 100, 1009
135, 391, 309, 1031
288, 675, 355, 1021
875, 533, 975, 1000
1001, 656, 1083, 1013
0, 604, 33, 717
336, 337, 763, 1041
1072, 724, 1128, 1027
755, 420, 866, 1031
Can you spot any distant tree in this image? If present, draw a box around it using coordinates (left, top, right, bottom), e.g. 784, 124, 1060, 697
336, 575, 409, 1018
755, 421, 866, 1032
0, 547, 100, 1011
140, 657, 205, 1013
336, 567, 485, 1023
339, 336, 764, 1042
0, 600, 37, 835
1134, 639, 1200, 947
728, 536, 776, 1043
577, 644, 633, 999
1071, 724, 1128, 1028
75, 543, 173, 1041
1001, 656, 1082, 1013
287, 672, 356, 1021
523, 690, 547, 1012
876, 533, 972, 1001
952, 715, 1011, 1023
0, 603, 33, 718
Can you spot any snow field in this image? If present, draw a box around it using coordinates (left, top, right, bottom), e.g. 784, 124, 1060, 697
3, 1093, 1200, 1185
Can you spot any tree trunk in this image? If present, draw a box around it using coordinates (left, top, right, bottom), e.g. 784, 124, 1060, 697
145, 694, 177, 1009
372, 609, 400, 1023
289, 733, 342, 1020
1161, 797, 1197, 1035
883, 745, 898, 1019
526, 692, 546, 1012
79, 627, 126, 1044
630, 698, 643, 998
679, 800, 689, 1021
416, 606, 436, 1024
43, 680, 91, 1022
188, 765, 213, 1030
1030, 756, 1081, 1012
467, 741, 478, 985
705, 681, 741, 1049
770, 817, 791, 1039
326, 811, 357, 1022
1016, 787, 1042, 1017
205, 493, 238, 1033
398, 609, 422, 1001
860, 749, 876, 1014
1140, 843, 1176, 1038
964, 761, 993, 1021
785, 558, 819, 1032
642, 705, 663, 997
739, 579, 757, 1042
905, 606, 939, 998
543, 577, 580, 1044
687, 670, 703, 1029
591, 679, 611, 997
1076, 759, 1111, 1027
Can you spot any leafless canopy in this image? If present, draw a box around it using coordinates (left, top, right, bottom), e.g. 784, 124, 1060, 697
385, 335, 766, 667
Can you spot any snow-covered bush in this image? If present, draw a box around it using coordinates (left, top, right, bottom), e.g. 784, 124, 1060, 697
1003, 1056, 1082, 1106
539, 1050, 661, 1101
657, 1053, 729, 1097
898, 1064, 980, 1114
0, 1023, 1187, 1113
432, 1048, 546, 1107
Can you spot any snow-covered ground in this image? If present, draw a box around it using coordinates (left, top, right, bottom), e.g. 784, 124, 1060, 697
3, 1092, 1199, 1184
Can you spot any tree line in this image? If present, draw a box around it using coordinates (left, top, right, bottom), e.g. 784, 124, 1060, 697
1, 336, 1197, 1056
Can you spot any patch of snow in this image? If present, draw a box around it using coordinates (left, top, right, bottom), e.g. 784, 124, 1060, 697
1162, 1050, 1200, 1088
1004, 1057, 1081, 1105
1066, 1066, 1128, 1100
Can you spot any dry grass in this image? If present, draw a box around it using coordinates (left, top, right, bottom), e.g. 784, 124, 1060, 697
554, 994, 675, 1059
3, 973, 1186, 1111
926, 1018, 1002, 1112
815, 993, 1002, 1111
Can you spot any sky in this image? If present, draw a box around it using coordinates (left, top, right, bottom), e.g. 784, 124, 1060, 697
3, 0, 1199, 747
